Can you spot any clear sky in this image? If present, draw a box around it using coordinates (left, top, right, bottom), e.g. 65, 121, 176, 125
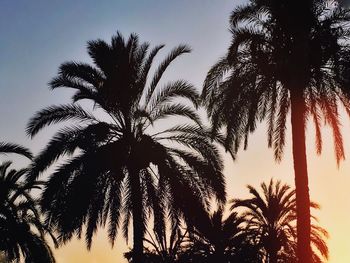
1, 1, 350, 262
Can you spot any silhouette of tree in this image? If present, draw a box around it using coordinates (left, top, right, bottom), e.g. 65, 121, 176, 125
0, 162, 56, 263
202, 1, 350, 261
124, 222, 188, 263
27, 32, 226, 263
231, 179, 328, 263
184, 207, 262, 263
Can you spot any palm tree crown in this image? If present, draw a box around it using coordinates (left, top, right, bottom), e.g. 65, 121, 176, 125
0, 162, 56, 263
231, 179, 328, 263
0, 142, 32, 160
203, 0, 350, 160
186, 208, 244, 262
27, 32, 226, 262
202, 1, 350, 261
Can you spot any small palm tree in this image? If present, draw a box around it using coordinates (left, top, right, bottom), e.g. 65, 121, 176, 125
125, 223, 188, 263
185, 208, 260, 263
0, 162, 56, 263
202, 1, 350, 261
27, 32, 226, 263
231, 179, 328, 263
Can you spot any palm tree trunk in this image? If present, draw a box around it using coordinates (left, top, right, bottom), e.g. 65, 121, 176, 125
267, 241, 281, 263
290, 92, 312, 263
269, 249, 278, 263
130, 167, 144, 263
215, 245, 225, 263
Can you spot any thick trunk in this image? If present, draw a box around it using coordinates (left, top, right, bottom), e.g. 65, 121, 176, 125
266, 238, 278, 263
290, 93, 312, 263
130, 167, 144, 263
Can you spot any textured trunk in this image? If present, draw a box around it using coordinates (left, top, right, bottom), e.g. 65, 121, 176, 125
287, 1, 313, 261
130, 167, 144, 263
290, 92, 312, 263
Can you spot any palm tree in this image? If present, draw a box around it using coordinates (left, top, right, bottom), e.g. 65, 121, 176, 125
185, 207, 261, 263
231, 179, 328, 263
0, 142, 32, 160
124, 222, 188, 263
26, 32, 226, 263
202, 1, 350, 261
0, 161, 56, 263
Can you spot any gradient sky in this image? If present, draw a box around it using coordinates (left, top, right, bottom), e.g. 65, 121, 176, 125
1, 1, 350, 262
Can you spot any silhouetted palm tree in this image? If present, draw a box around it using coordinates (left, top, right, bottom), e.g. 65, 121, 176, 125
124, 222, 188, 263
202, 1, 350, 261
0, 162, 56, 263
185, 208, 261, 263
0, 142, 32, 160
27, 32, 226, 263
231, 179, 328, 263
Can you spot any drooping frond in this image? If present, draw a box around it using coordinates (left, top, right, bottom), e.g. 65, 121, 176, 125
0, 142, 32, 160
50, 62, 104, 89
147, 80, 200, 112
145, 45, 191, 105
26, 104, 97, 137
151, 104, 202, 127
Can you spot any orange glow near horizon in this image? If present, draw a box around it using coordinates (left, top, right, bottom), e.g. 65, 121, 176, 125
52, 111, 350, 263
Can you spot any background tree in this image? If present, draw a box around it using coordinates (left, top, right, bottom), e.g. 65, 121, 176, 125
124, 221, 188, 263
184, 207, 260, 263
27, 32, 226, 263
0, 162, 56, 263
231, 179, 328, 263
202, 1, 350, 261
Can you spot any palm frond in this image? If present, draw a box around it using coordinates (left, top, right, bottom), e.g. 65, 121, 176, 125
145, 45, 191, 105
26, 104, 97, 137
0, 142, 32, 160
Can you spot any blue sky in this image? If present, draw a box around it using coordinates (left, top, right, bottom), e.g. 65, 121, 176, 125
0, 0, 240, 155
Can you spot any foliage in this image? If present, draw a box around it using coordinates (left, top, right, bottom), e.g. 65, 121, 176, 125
202, 0, 350, 161
202, 1, 350, 260
0, 142, 32, 160
184, 207, 262, 263
0, 162, 56, 263
26, 32, 226, 261
124, 222, 188, 263
231, 179, 328, 263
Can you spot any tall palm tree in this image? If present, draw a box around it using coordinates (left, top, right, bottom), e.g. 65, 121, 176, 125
185, 207, 260, 263
26, 32, 226, 263
0, 161, 56, 263
0, 142, 32, 160
231, 179, 328, 263
202, 1, 350, 261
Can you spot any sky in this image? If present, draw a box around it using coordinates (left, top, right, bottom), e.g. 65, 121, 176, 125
1, 0, 350, 262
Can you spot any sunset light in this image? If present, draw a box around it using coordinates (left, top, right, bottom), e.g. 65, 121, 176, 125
2, 1, 350, 263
